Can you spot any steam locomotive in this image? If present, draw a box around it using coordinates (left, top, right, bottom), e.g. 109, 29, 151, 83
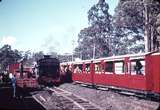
37, 55, 60, 86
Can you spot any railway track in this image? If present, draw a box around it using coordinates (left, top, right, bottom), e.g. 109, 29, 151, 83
59, 83, 160, 110
32, 87, 101, 110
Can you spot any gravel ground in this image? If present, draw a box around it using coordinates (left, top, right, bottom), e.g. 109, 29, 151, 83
59, 83, 160, 110
33, 90, 72, 110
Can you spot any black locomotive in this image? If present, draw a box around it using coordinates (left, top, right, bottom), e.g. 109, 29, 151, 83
37, 55, 60, 86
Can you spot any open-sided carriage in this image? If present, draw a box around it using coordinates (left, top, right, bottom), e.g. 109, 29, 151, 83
8, 62, 38, 89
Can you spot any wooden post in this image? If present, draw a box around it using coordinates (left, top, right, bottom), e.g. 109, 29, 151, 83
144, 0, 151, 52
93, 43, 96, 59
90, 61, 95, 87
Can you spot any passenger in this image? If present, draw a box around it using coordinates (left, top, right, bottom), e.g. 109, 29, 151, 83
95, 64, 99, 72
32, 67, 36, 77
64, 67, 68, 73
34, 66, 39, 79
60, 66, 65, 74
69, 65, 73, 72
74, 66, 82, 73
27, 71, 32, 78
65, 67, 73, 83
135, 60, 143, 75
60, 66, 66, 83
0, 74, 3, 83
85, 66, 90, 73
9, 72, 13, 79
3, 71, 8, 84
74, 66, 77, 73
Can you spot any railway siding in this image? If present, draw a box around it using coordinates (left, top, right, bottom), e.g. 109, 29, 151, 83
32, 83, 159, 110
32, 87, 101, 110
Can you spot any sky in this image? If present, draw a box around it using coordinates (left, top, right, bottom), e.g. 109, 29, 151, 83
0, 0, 119, 54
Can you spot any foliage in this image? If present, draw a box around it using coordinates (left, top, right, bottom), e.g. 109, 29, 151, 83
114, 0, 144, 33
0, 45, 22, 71
75, 0, 147, 58
32, 51, 44, 61
75, 0, 112, 60
156, 13, 160, 34
58, 54, 72, 62
113, 0, 160, 53
113, 0, 145, 54
88, 0, 112, 35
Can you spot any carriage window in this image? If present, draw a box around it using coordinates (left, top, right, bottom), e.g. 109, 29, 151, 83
60, 65, 65, 73
101, 63, 105, 73
115, 62, 124, 74
85, 64, 90, 73
95, 63, 100, 72
105, 62, 114, 72
74, 64, 82, 73
131, 60, 145, 75
95, 63, 104, 74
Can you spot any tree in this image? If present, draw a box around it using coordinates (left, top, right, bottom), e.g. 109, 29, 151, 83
113, 0, 160, 53
75, 0, 112, 59
155, 13, 160, 50
0, 45, 22, 70
76, 27, 94, 59
75, 0, 160, 58
88, 0, 112, 35
113, 0, 145, 54
156, 14, 160, 35
32, 51, 44, 61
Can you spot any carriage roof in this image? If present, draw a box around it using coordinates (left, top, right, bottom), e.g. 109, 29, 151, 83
60, 52, 160, 65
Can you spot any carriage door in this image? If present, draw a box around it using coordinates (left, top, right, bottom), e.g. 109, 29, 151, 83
124, 57, 130, 75
145, 54, 154, 91
146, 54, 160, 93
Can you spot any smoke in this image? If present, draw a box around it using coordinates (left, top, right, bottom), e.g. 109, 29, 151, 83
41, 35, 60, 54
41, 25, 78, 55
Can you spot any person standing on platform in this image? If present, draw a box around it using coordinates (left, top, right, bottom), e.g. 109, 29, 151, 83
9, 73, 16, 98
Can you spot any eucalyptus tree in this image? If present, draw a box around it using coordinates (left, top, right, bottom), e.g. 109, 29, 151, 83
76, 0, 113, 59
113, 0, 160, 53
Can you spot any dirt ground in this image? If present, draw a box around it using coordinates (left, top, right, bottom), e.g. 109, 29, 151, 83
59, 83, 160, 110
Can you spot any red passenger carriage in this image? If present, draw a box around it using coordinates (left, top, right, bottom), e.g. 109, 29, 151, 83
61, 52, 160, 99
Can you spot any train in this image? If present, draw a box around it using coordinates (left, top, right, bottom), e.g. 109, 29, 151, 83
8, 55, 72, 88
60, 52, 160, 99
7, 52, 160, 100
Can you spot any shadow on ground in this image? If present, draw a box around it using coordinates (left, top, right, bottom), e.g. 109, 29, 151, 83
0, 84, 45, 110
